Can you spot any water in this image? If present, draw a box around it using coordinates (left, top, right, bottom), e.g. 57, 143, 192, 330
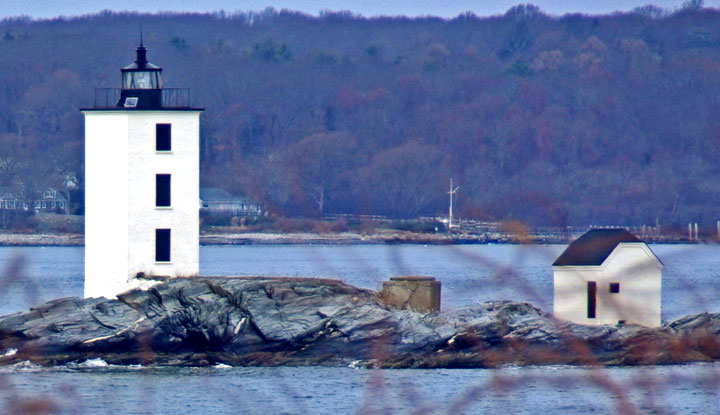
1, 363, 718, 414
0, 244, 719, 414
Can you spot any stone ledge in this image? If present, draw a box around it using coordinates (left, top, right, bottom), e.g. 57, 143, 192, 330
0, 277, 718, 368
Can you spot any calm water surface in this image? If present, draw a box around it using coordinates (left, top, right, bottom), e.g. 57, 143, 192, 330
1, 363, 718, 415
0, 244, 718, 414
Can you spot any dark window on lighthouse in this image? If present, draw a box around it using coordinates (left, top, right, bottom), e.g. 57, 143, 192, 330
156, 229, 171, 262
156, 124, 171, 151
156, 174, 171, 207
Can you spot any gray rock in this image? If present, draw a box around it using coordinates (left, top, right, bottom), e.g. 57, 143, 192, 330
0, 277, 718, 368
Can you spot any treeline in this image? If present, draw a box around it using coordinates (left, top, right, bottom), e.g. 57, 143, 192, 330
1, 3, 719, 226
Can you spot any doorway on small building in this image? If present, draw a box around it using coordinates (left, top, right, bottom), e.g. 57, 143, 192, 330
587, 281, 597, 319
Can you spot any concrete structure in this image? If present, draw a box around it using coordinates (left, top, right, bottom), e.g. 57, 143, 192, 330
82, 43, 202, 298
381, 276, 441, 313
552, 229, 662, 327
200, 187, 263, 216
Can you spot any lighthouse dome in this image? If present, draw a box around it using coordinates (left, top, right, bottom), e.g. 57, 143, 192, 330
121, 43, 163, 90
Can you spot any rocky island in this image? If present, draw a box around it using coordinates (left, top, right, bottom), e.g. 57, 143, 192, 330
0, 277, 718, 368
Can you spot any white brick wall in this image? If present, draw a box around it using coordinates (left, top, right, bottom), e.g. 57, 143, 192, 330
83, 110, 201, 299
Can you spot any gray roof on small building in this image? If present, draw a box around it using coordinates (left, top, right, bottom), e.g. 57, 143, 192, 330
553, 228, 651, 266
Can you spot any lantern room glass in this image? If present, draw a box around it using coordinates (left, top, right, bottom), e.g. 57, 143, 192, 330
123, 71, 161, 89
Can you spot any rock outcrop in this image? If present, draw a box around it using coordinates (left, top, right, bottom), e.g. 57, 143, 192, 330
0, 277, 718, 368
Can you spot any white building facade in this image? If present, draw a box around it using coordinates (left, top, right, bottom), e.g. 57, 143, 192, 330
553, 229, 662, 327
83, 43, 202, 298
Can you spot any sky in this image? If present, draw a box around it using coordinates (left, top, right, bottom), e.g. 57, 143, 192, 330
1, 0, 720, 20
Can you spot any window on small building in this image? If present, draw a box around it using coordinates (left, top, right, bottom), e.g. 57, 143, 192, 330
587, 281, 597, 319
609, 282, 620, 294
124, 97, 138, 108
156, 124, 171, 151
156, 174, 171, 207
155, 229, 171, 262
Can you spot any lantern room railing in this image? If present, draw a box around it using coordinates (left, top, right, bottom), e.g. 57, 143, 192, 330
91, 88, 193, 109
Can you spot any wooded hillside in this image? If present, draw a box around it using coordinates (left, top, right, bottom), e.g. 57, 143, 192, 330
1, 4, 719, 226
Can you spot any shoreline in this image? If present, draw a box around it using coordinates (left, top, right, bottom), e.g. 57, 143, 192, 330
0, 233, 84, 247
199, 231, 499, 245
0, 231, 707, 247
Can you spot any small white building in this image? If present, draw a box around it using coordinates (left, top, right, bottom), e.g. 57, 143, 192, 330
82, 43, 202, 298
552, 228, 662, 327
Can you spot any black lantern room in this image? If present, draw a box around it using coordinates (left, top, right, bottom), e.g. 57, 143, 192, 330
118, 42, 163, 109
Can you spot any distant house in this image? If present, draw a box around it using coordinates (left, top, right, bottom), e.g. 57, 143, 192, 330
552, 228, 662, 327
0, 188, 22, 210
0, 186, 67, 212
34, 187, 68, 212
199, 187, 263, 216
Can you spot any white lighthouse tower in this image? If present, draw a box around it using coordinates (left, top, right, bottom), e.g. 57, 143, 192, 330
82, 42, 203, 298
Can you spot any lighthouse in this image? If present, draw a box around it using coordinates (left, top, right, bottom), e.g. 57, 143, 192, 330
82, 42, 203, 298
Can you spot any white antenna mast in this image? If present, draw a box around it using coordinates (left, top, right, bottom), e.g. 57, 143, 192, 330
448, 178, 459, 229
